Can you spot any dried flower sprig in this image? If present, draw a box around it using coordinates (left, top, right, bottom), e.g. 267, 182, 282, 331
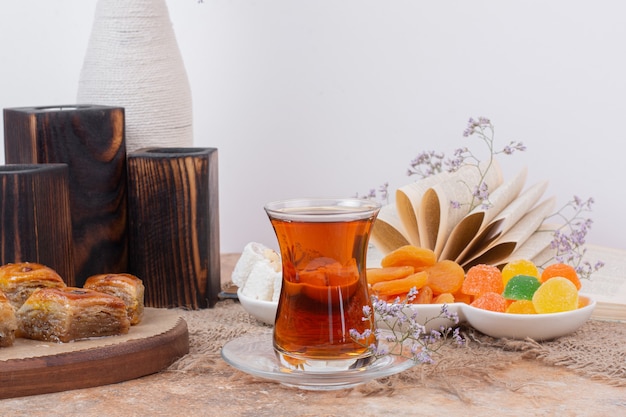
408, 117, 526, 212
350, 290, 464, 364
355, 182, 390, 204
358, 117, 603, 279
542, 196, 605, 279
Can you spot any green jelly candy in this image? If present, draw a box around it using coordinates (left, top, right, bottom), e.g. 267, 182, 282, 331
502, 274, 541, 300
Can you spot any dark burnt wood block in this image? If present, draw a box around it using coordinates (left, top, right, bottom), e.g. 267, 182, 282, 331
127, 148, 220, 309
0, 164, 75, 285
3, 105, 128, 285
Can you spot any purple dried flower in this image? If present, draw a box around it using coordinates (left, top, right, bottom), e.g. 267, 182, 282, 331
543, 196, 604, 279
350, 293, 464, 365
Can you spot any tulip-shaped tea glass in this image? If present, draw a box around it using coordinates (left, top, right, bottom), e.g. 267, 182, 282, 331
265, 198, 381, 372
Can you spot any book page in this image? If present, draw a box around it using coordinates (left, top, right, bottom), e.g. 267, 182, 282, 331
418, 161, 503, 257
440, 167, 528, 261
370, 204, 410, 254
578, 245, 626, 321
460, 196, 556, 268
395, 171, 451, 246
454, 179, 549, 263
495, 225, 555, 268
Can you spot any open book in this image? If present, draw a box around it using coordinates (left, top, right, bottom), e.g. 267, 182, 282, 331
371, 161, 557, 270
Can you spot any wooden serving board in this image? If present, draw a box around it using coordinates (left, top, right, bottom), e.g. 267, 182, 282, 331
0, 308, 189, 399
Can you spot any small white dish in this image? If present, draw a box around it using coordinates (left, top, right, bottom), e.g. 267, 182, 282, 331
237, 288, 278, 325
460, 295, 596, 341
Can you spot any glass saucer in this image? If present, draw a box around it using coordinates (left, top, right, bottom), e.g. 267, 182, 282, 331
221, 331, 415, 391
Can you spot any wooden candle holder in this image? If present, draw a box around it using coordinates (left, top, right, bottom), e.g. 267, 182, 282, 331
127, 148, 220, 309
0, 164, 75, 285
3, 105, 128, 286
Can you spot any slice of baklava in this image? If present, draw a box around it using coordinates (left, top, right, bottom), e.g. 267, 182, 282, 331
0, 291, 17, 347
83, 273, 145, 325
16, 287, 130, 343
0, 262, 66, 310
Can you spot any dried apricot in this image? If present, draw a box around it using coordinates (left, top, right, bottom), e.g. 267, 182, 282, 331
451, 291, 473, 304
366, 266, 414, 285
371, 271, 428, 296
462, 264, 504, 297
433, 293, 455, 304
470, 292, 507, 312
408, 285, 433, 304
425, 260, 465, 295
380, 245, 436, 271
540, 263, 581, 290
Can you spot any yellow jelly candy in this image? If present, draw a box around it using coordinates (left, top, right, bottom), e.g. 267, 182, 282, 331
502, 259, 539, 286
541, 263, 581, 290
506, 300, 537, 314
532, 277, 579, 314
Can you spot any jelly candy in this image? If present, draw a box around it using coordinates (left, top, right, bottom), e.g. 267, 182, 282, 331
541, 263, 581, 290
502, 275, 541, 301
462, 264, 504, 297
470, 292, 507, 312
501, 259, 538, 286
506, 300, 537, 314
532, 277, 579, 313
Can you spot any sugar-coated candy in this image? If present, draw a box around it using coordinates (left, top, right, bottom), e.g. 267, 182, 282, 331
541, 263, 581, 290
462, 264, 503, 297
506, 300, 537, 314
470, 292, 507, 312
532, 277, 579, 313
501, 259, 538, 286
502, 275, 541, 301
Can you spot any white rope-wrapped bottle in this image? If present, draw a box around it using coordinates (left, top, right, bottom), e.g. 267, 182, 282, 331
77, 0, 193, 152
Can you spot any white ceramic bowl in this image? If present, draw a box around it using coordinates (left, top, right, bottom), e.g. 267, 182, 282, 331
238, 288, 595, 341
237, 288, 278, 325
376, 302, 466, 333
460, 295, 596, 341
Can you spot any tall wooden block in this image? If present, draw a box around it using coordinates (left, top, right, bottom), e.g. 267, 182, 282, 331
127, 148, 220, 309
0, 164, 75, 285
3, 105, 128, 286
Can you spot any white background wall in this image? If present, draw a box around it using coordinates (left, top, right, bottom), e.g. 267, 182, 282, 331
1, 1, 625, 253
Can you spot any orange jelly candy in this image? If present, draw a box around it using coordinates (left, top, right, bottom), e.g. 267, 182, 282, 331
470, 292, 507, 312
541, 263, 581, 290
462, 264, 504, 297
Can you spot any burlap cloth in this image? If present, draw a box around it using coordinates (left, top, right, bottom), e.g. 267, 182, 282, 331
168, 298, 626, 397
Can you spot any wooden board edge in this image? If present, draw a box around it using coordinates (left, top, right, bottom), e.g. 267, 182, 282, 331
0, 317, 189, 399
